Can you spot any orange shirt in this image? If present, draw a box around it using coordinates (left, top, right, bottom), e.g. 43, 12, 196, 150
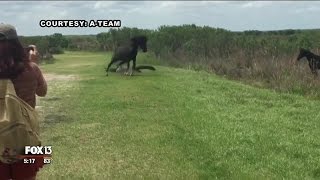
11, 62, 47, 108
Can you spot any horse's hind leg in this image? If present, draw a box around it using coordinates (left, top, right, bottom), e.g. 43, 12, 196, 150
124, 61, 131, 76
105, 60, 115, 76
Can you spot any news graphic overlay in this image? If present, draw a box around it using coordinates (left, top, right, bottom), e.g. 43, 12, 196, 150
21, 146, 52, 164
39, 19, 121, 28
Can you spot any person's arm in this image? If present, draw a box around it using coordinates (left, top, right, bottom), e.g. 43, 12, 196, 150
33, 64, 47, 97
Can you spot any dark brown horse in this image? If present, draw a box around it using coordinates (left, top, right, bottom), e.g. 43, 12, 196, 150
297, 48, 320, 76
105, 35, 148, 76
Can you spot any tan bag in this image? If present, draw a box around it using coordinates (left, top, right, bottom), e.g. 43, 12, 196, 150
0, 79, 41, 164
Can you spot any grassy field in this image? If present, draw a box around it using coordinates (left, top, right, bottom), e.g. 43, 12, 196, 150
36, 51, 320, 179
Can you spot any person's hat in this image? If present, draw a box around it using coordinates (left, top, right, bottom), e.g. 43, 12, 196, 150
0, 24, 18, 40
28, 45, 36, 48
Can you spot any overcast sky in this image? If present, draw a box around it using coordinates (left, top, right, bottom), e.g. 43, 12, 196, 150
1, 1, 320, 36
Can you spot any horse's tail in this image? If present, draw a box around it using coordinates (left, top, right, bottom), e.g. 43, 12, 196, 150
135, 65, 156, 71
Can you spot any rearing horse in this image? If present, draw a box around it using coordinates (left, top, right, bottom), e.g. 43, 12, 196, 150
297, 48, 320, 76
105, 35, 148, 76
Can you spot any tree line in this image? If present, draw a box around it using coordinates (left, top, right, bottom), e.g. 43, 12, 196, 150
20, 25, 320, 62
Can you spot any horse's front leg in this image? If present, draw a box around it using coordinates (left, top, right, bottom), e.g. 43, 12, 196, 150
316, 61, 320, 77
314, 64, 319, 77
126, 59, 135, 76
309, 60, 318, 77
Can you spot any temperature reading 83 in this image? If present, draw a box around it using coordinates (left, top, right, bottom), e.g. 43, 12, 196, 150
44, 158, 51, 164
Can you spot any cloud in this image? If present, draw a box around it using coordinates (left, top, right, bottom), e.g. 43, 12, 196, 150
93, 1, 117, 9
241, 1, 274, 8
295, 6, 320, 13
159, 1, 178, 8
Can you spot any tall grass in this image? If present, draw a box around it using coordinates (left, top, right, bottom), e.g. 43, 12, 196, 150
158, 49, 320, 99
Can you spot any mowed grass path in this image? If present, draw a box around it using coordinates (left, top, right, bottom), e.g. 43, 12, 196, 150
37, 51, 320, 179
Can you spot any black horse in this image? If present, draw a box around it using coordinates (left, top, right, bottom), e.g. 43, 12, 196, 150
297, 48, 320, 76
105, 35, 149, 76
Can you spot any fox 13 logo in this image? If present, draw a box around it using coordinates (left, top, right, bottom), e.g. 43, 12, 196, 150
23, 146, 52, 164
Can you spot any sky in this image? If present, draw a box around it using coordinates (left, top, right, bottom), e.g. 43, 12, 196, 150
0, 1, 320, 36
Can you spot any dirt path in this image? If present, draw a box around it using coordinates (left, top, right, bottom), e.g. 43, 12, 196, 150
43, 73, 78, 82
36, 73, 78, 125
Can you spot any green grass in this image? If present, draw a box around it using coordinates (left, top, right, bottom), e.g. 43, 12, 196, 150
37, 51, 320, 179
